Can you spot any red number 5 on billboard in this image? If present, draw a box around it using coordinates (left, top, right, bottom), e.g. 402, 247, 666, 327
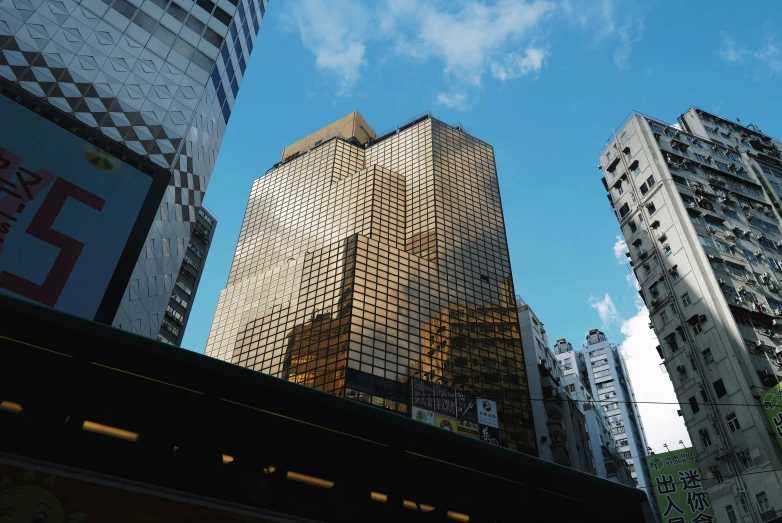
0, 178, 105, 307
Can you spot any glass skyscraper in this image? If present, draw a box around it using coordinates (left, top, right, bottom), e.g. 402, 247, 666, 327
206, 111, 537, 453
0, 0, 267, 336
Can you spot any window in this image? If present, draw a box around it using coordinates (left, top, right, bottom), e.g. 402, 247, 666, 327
620, 131, 629, 144
756, 492, 771, 513
691, 214, 704, 226
699, 428, 711, 447
740, 495, 750, 515
716, 161, 731, 172
660, 310, 669, 324
617, 184, 624, 196
689, 396, 700, 414
626, 151, 633, 161
716, 240, 732, 253
740, 452, 755, 470
629, 221, 637, 233
725, 209, 742, 221
650, 122, 665, 134
694, 153, 709, 163
619, 203, 630, 218
713, 379, 727, 397
632, 166, 642, 176
702, 348, 714, 363
682, 292, 691, 307
698, 235, 714, 248
646, 175, 656, 188
692, 322, 704, 335
704, 125, 717, 134
606, 151, 612, 162
664, 245, 672, 257
672, 271, 681, 281
728, 152, 741, 161
726, 505, 737, 523
646, 202, 657, 215
726, 412, 741, 432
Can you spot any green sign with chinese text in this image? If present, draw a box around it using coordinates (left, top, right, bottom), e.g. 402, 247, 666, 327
762, 382, 782, 452
646, 448, 715, 523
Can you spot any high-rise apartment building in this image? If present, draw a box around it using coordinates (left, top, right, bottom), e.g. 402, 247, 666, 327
600, 108, 782, 522
553, 339, 634, 487
206, 111, 537, 453
555, 331, 652, 492
159, 205, 216, 345
518, 300, 594, 472
0, 0, 267, 336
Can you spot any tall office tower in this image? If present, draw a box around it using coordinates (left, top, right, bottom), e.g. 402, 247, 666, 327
555, 330, 652, 492
553, 339, 635, 487
518, 300, 594, 472
206, 111, 537, 453
159, 205, 216, 345
601, 109, 782, 522
0, 0, 267, 336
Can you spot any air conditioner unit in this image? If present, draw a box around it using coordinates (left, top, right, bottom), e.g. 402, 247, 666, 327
755, 251, 764, 257
741, 203, 750, 209
718, 279, 727, 285
756, 340, 764, 347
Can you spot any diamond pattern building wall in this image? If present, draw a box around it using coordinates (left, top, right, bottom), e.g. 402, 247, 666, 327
0, 0, 267, 337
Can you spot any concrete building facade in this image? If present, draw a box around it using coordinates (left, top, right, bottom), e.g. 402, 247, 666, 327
158, 205, 216, 345
600, 108, 782, 522
554, 339, 634, 487
205, 111, 537, 453
0, 0, 267, 337
555, 331, 652, 492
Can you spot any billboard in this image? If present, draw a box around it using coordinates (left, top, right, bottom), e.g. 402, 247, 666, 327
761, 383, 782, 451
646, 448, 715, 523
0, 460, 298, 523
0, 95, 159, 321
409, 378, 484, 441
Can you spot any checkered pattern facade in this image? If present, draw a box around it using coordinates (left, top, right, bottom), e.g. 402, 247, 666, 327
0, 0, 267, 337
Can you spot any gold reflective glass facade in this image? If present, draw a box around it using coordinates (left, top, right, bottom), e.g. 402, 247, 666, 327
206, 115, 536, 453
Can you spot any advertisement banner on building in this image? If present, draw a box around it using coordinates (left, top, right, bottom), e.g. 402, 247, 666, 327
645, 448, 715, 523
477, 398, 499, 428
410, 377, 435, 411
435, 415, 457, 432
0, 460, 297, 522
0, 95, 155, 321
412, 406, 436, 426
434, 383, 456, 416
455, 390, 479, 438
762, 383, 782, 451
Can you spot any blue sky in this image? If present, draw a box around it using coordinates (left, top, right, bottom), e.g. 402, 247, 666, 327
181, 0, 782, 451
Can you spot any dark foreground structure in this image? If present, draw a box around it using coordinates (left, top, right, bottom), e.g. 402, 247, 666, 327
0, 295, 654, 522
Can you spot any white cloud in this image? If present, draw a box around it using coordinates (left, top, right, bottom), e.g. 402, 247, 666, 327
284, 0, 554, 99
718, 32, 745, 62
617, 302, 691, 452
560, 0, 645, 70
436, 92, 471, 111
401, 0, 555, 85
588, 294, 621, 329
282, 0, 370, 94
717, 32, 782, 76
613, 235, 629, 264
491, 47, 548, 81
613, 18, 644, 70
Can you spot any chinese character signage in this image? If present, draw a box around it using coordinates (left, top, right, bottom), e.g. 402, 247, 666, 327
409, 378, 489, 441
0, 96, 154, 320
761, 382, 782, 452
477, 398, 498, 428
646, 448, 715, 523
